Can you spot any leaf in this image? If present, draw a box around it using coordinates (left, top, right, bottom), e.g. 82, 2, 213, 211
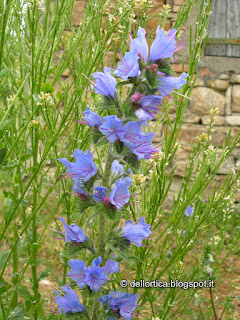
56, 91, 63, 101
0, 68, 10, 79
3, 191, 18, 204
7, 306, 24, 320
0, 277, 10, 294
39, 269, 52, 281
0, 250, 9, 271
42, 83, 54, 94
107, 243, 130, 263
0, 118, 14, 130
0, 147, 7, 165
94, 136, 108, 148
18, 285, 32, 300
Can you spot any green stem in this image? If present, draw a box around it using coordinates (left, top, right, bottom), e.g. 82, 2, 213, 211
12, 224, 18, 308
92, 146, 114, 320
98, 145, 114, 261
31, 3, 40, 319
209, 287, 218, 320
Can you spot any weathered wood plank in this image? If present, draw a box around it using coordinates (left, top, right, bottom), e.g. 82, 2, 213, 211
205, 0, 240, 57
226, 0, 240, 57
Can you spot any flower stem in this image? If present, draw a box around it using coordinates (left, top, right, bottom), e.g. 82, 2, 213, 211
92, 146, 114, 320
98, 145, 114, 262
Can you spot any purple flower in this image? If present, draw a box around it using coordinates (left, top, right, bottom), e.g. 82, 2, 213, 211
84, 265, 109, 292
55, 285, 85, 315
157, 72, 189, 97
68, 259, 87, 289
185, 205, 194, 217
135, 95, 162, 121
83, 107, 102, 127
130, 133, 158, 160
92, 67, 117, 98
120, 121, 145, 148
68, 257, 119, 292
119, 295, 139, 320
92, 186, 108, 202
99, 115, 127, 143
121, 217, 152, 247
114, 47, 140, 81
149, 27, 177, 62
59, 217, 88, 245
130, 26, 148, 62
111, 160, 124, 175
72, 177, 87, 195
110, 177, 132, 210
58, 149, 98, 182
98, 291, 139, 320
104, 259, 120, 275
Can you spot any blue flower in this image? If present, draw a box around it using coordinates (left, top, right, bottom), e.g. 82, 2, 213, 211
68, 257, 119, 292
121, 217, 152, 247
72, 176, 87, 195
130, 27, 148, 62
104, 259, 120, 275
58, 149, 98, 182
98, 290, 139, 320
157, 72, 189, 96
114, 47, 140, 80
99, 115, 127, 143
130, 133, 158, 160
110, 177, 132, 210
119, 294, 139, 320
68, 260, 87, 289
59, 217, 88, 245
92, 186, 108, 202
92, 256, 102, 266
111, 160, 124, 175
84, 265, 109, 292
120, 121, 145, 148
135, 95, 162, 121
92, 67, 117, 98
83, 107, 102, 127
149, 27, 177, 62
185, 205, 194, 217
55, 285, 85, 315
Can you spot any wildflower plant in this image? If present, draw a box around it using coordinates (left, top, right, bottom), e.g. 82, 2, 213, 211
54, 24, 190, 318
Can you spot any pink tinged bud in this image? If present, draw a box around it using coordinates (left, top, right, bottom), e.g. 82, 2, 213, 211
138, 51, 141, 61
172, 243, 176, 249
77, 193, 88, 201
146, 66, 151, 71
152, 64, 158, 69
153, 69, 158, 73
103, 196, 110, 206
131, 92, 144, 103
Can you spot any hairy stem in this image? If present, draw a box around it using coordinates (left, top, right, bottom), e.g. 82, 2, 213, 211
92, 146, 114, 320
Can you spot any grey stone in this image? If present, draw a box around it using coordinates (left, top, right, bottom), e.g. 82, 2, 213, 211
219, 74, 230, 80
232, 85, 240, 112
225, 115, 240, 126
207, 79, 229, 92
188, 87, 225, 115
193, 77, 205, 87
231, 74, 240, 84
216, 149, 236, 175
225, 86, 232, 115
